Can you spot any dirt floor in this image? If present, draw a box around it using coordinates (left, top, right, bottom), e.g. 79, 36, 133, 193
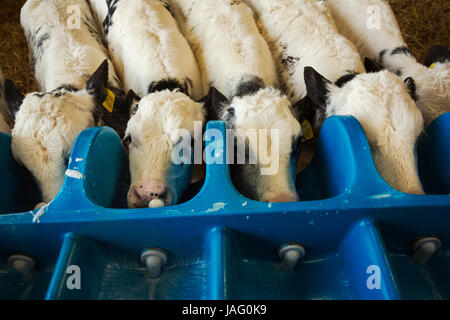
0, 0, 449, 94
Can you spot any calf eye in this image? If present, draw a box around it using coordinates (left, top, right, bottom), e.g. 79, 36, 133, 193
122, 135, 132, 147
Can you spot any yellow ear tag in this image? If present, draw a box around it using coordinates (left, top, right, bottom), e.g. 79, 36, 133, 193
102, 88, 115, 113
429, 63, 435, 69
301, 120, 314, 142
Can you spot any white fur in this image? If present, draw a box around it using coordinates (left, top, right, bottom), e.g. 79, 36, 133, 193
125, 90, 205, 207
13, 0, 120, 202
226, 87, 302, 201
168, 0, 279, 98
88, 0, 206, 207
169, 0, 303, 202
89, 0, 203, 99
327, 0, 450, 127
326, 70, 424, 194
244, 0, 365, 101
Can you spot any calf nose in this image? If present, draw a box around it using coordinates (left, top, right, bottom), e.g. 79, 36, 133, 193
130, 180, 168, 208
266, 193, 299, 203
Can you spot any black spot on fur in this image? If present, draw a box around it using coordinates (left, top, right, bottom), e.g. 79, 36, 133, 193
56, 84, 79, 92
335, 72, 359, 87
148, 78, 185, 94
391, 46, 412, 56
103, 0, 120, 35
424, 45, 450, 67
378, 49, 388, 65
365, 58, 384, 73
30, 27, 50, 74
282, 56, 300, 77
404, 77, 417, 102
235, 77, 264, 97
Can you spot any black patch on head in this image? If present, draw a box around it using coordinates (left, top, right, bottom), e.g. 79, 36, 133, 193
303, 67, 330, 108
103, 0, 120, 35
364, 58, 384, 73
391, 46, 412, 56
3, 79, 25, 120
148, 78, 185, 94
335, 72, 358, 87
199, 87, 229, 122
424, 45, 450, 67
235, 76, 264, 97
378, 49, 388, 65
404, 77, 417, 102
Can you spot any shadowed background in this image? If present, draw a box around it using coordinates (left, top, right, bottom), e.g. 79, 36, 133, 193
1, 0, 449, 94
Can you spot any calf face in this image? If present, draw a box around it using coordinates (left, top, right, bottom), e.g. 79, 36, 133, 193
303, 67, 424, 194
3, 61, 130, 204
204, 86, 304, 202
124, 90, 205, 208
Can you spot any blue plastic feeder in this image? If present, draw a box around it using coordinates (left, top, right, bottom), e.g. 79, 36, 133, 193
0, 113, 449, 300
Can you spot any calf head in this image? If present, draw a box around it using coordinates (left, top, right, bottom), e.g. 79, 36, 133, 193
204, 85, 306, 203
124, 90, 205, 208
3, 60, 130, 204
303, 66, 424, 194
374, 46, 450, 127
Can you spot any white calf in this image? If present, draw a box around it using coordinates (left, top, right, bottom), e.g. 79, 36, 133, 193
3, 0, 131, 204
246, 0, 425, 194
244, 0, 365, 102
327, 0, 450, 127
89, 0, 205, 208
169, 0, 304, 203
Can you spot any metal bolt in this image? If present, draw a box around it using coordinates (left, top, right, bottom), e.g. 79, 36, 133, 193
278, 243, 305, 272
8, 254, 37, 280
141, 248, 168, 278
412, 236, 441, 265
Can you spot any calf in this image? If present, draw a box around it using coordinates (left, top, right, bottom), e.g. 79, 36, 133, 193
3, 0, 131, 205
245, 0, 425, 194
89, 0, 205, 208
327, 0, 450, 127
168, 0, 305, 203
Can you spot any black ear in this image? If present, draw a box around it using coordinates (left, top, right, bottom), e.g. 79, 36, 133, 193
126, 90, 141, 115
85, 59, 109, 102
404, 77, 417, 101
304, 66, 331, 108
198, 87, 229, 121
292, 96, 326, 139
364, 58, 384, 73
424, 45, 450, 67
3, 79, 25, 120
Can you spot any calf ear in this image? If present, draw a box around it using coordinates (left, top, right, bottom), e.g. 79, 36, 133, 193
404, 77, 417, 101
126, 89, 141, 115
304, 66, 331, 109
424, 45, 450, 67
3, 79, 25, 120
85, 60, 109, 102
198, 87, 229, 121
292, 96, 326, 141
364, 58, 384, 73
